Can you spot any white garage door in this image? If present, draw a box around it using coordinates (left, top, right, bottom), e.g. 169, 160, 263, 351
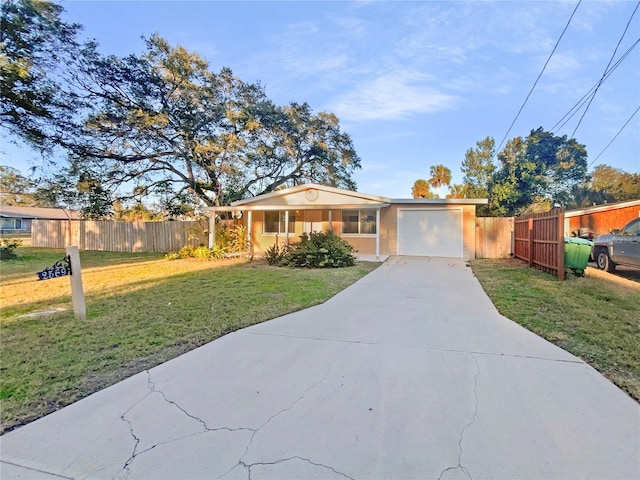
397, 209, 463, 257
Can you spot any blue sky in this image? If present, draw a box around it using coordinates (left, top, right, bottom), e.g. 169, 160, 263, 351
3, 0, 640, 198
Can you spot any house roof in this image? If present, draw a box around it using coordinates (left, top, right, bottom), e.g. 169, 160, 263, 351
0, 205, 80, 220
390, 198, 488, 205
565, 198, 640, 218
205, 184, 487, 212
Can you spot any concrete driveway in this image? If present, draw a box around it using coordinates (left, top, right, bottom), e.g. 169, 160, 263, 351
2, 257, 639, 479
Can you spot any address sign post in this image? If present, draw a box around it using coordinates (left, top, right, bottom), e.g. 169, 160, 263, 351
37, 245, 86, 319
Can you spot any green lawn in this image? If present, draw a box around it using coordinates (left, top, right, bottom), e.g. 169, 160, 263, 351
471, 259, 640, 402
0, 247, 379, 434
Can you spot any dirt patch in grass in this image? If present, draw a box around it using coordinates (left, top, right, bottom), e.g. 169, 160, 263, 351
0, 247, 379, 433
471, 258, 640, 402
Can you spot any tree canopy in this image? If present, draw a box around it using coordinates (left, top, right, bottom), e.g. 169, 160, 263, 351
461, 136, 495, 199
0, 0, 81, 148
451, 128, 637, 216
67, 35, 360, 208
489, 128, 588, 215
1, 4, 361, 213
589, 165, 640, 203
411, 179, 436, 199
427, 164, 452, 199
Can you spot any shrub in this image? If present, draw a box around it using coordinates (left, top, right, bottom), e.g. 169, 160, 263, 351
165, 244, 226, 261
275, 231, 356, 268
0, 239, 22, 260
264, 242, 291, 266
227, 224, 248, 253
216, 224, 248, 253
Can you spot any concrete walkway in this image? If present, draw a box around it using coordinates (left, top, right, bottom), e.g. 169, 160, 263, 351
1, 257, 638, 479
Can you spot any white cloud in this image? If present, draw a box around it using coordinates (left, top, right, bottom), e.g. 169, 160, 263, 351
330, 71, 459, 122
543, 52, 584, 78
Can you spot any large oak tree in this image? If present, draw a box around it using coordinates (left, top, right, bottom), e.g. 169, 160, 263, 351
68, 35, 360, 208
0, 0, 82, 148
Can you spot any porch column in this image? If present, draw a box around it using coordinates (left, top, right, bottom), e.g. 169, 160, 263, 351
284, 210, 289, 245
208, 211, 216, 248
376, 208, 380, 260
247, 210, 252, 252
328, 210, 333, 231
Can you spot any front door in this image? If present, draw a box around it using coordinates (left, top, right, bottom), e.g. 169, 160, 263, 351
304, 210, 323, 234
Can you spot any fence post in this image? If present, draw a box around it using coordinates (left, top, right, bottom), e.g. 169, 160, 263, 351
528, 217, 534, 266
557, 210, 565, 281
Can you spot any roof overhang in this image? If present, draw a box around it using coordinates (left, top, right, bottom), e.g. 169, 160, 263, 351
204, 184, 488, 216
205, 183, 392, 215
391, 198, 489, 205
565, 199, 640, 218
206, 203, 391, 213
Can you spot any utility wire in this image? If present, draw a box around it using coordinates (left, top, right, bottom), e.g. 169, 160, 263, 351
570, 1, 640, 138
571, 2, 640, 138
588, 105, 640, 168
495, 0, 581, 154
551, 37, 640, 133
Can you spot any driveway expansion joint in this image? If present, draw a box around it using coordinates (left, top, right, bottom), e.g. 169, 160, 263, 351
1, 461, 74, 479
243, 331, 584, 365
437, 353, 480, 480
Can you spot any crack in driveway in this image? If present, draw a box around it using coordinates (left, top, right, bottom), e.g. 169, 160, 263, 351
117, 371, 255, 477
218, 360, 339, 479
438, 354, 480, 480
239, 456, 355, 480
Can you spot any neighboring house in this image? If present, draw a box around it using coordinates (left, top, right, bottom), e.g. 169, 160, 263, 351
0, 205, 79, 234
205, 183, 488, 259
564, 199, 640, 238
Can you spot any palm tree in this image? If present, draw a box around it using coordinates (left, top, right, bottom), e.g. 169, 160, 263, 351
411, 179, 436, 198
428, 164, 452, 198
447, 184, 468, 199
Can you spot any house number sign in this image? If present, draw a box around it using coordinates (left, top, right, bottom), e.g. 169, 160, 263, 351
37, 256, 72, 280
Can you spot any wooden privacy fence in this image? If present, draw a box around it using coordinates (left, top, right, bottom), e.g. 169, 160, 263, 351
514, 208, 565, 280
475, 217, 514, 258
31, 220, 208, 253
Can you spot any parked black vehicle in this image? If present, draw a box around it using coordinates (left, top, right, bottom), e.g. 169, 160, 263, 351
592, 217, 640, 272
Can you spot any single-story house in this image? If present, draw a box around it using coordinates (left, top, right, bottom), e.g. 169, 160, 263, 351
204, 184, 488, 260
0, 205, 79, 234
564, 199, 640, 238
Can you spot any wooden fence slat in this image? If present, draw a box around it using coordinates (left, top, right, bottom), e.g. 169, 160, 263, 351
30, 220, 208, 253
475, 217, 514, 258
514, 208, 565, 280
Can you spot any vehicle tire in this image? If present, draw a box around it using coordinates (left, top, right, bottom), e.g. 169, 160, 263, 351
595, 249, 615, 272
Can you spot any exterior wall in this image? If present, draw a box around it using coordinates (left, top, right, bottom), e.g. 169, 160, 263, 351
246, 203, 480, 259
248, 209, 382, 254
566, 204, 640, 236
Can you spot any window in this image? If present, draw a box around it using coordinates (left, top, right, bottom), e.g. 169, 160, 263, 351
264, 210, 296, 234
0, 218, 21, 231
342, 209, 376, 235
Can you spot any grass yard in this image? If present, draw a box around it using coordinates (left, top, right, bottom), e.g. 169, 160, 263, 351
0, 247, 379, 434
471, 258, 640, 402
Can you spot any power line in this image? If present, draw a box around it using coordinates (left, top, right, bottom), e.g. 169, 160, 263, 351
588, 105, 640, 168
570, 1, 640, 138
495, 0, 581, 154
551, 37, 640, 133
